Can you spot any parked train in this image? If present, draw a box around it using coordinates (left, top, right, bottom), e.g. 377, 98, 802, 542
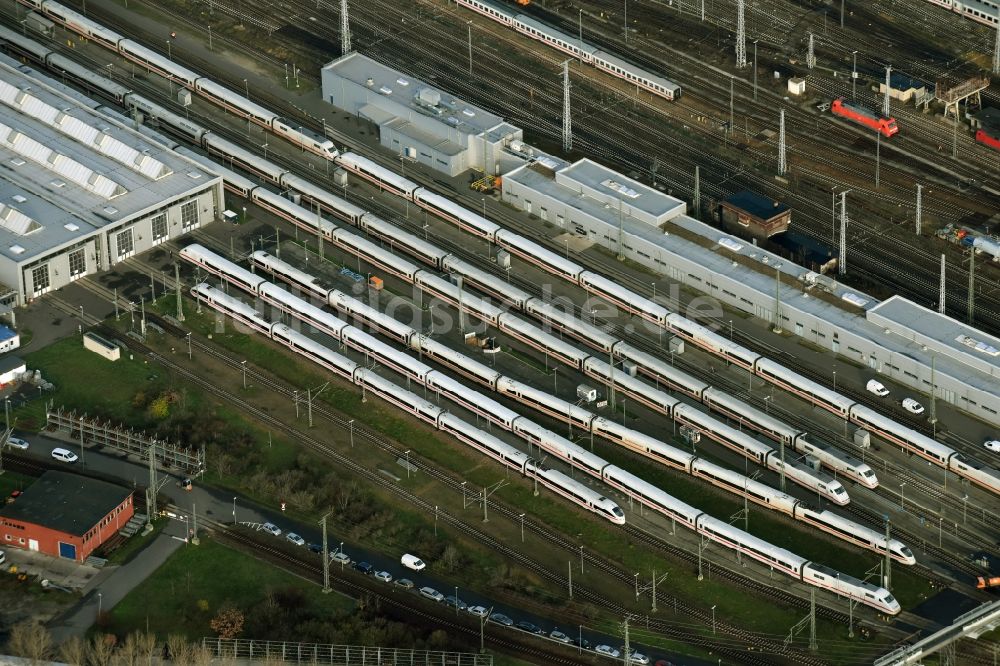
8, 0, 337, 159
975, 127, 1000, 152
830, 98, 899, 138
456, 0, 681, 101
925, 0, 999, 26
192, 283, 902, 615
190, 282, 625, 524
4, 17, 993, 498
332, 153, 1000, 497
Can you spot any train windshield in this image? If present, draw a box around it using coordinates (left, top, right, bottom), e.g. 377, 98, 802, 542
883, 594, 896, 605
832, 486, 846, 496
886, 120, 898, 131
612, 506, 625, 518
862, 469, 875, 478
900, 547, 913, 558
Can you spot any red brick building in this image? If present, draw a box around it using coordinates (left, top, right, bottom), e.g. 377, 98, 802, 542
0, 470, 134, 562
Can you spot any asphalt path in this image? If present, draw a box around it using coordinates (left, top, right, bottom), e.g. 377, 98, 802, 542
10, 432, 708, 664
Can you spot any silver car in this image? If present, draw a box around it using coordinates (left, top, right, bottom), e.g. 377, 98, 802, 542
5, 437, 28, 450
419, 587, 444, 602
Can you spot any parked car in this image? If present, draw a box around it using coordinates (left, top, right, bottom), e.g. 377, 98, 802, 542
352, 561, 374, 575
624, 649, 650, 665
50, 448, 78, 463
394, 578, 414, 590
419, 587, 444, 602
489, 613, 513, 626
444, 594, 467, 611
307, 543, 323, 554
866, 379, 890, 397
260, 522, 281, 537
331, 551, 350, 565
5, 437, 28, 450
515, 620, 543, 635
374, 570, 393, 583
902, 398, 925, 415
984, 440, 1000, 453
401, 553, 426, 570
596, 645, 621, 658
549, 629, 572, 644
467, 605, 489, 618
285, 532, 305, 546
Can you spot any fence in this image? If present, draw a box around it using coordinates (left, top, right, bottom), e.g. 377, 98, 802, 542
200, 638, 493, 666
46, 407, 205, 474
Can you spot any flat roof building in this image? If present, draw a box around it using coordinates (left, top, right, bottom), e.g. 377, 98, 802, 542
502, 156, 1000, 426
718, 191, 791, 239
321, 52, 523, 178
0, 55, 224, 308
0, 471, 134, 562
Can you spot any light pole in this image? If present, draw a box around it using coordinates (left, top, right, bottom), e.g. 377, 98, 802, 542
833, 369, 837, 392
241, 360, 247, 389
962, 494, 968, 524
186, 332, 192, 360
97, 592, 102, 616
166, 40, 171, 60
232, 497, 237, 525
711, 605, 716, 634
763, 395, 771, 415
852, 50, 858, 100
243, 78, 249, 99
519, 513, 525, 542
348, 419, 354, 447
404, 449, 411, 478
899, 482, 906, 510
553, 367, 558, 393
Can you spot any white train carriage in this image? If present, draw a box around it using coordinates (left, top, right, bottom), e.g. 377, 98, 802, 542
755, 358, 855, 418
603, 466, 699, 529
43, 2, 122, 50
258, 282, 351, 342
795, 436, 878, 489
441, 255, 529, 308
118, 39, 200, 86
202, 133, 286, 184
526, 299, 619, 352
173, 147, 257, 197
330, 290, 415, 345
926, 0, 999, 25
593, 418, 694, 471
512, 12, 598, 62
438, 412, 528, 468
336, 152, 419, 197
194, 78, 277, 127
456, 0, 516, 25
123, 94, 206, 142
414, 189, 501, 239
190, 283, 270, 334
418, 272, 505, 325
515, 420, 607, 476
802, 563, 899, 615
702, 387, 800, 444
252, 188, 337, 239
797, 508, 915, 565
250, 251, 330, 300
614, 342, 709, 399
497, 313, 590, 369
425, 371, 519, 430
360, 214, 450, 267
283, 173, 367, 224
691, 459, 799, 514
272, 118, 337, 159
497, 377, 594, 432
578, 271, 669, 324
343, 325, 432, 383
494, 229, 584, 281
180, 244, 266, 293
591, 49, 681, 100
667, 314, 760, 369
47, 53, 130, 103
672, 403, 771, 464
355, 368, 444, 425
412, 336, 500, 388
583, 357, 679, 417
531, 467, 626, 525
778, 458, 849, 505
848, 405, 954, 464
697, 515, 806, 578
331, 228, 421, 282
272, 324, 358, 380
0, 24, 53, 62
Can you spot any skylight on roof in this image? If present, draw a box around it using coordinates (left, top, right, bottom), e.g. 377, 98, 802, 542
9, 245, 24, 255
11, 195, 25, 203
64, 223, 79, 231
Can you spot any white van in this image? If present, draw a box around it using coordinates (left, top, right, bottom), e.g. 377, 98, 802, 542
401, 553, 426, 571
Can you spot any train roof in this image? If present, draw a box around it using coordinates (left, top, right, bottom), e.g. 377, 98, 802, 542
252, 251, 328, 293
339, 152, 419, 195
497, 313, 591, 364
415, 190, 502, 236
282, 173, 368, 220
494, 228, 584, 278
274, 324, 359, 376
173, 146, 257, 194
363, 215, 449, 263
195, 78, 278, 121
512, 12, 598, 58
119, 39, 201, 85
590, 49, 681, 93
438, 412, 529, 465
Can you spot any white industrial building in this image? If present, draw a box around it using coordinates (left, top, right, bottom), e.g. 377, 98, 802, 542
321, 52, 523, 178
0, 54, 223, 308
502, 155, 1000, 425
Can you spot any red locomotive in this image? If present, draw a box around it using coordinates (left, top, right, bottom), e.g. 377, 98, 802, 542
975, 127, 1000, 152
830, 98, 899, 138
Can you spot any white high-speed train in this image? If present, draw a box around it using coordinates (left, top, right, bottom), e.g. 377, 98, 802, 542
190, 281, 625, 525
192, 282, 901, 615
456, 0, 682, 101
181, 243, 916, 567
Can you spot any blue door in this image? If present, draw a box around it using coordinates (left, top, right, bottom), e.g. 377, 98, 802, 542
58, 542, 77, 560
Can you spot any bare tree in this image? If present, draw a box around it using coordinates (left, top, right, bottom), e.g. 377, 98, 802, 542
114, 632, 140, 666
167, 634, 192, 666
58, 636, 87, 666
6, 622, 52, 663
189, 643, 214, 666
87, 634, 117, 666
133, 632, 156, 666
